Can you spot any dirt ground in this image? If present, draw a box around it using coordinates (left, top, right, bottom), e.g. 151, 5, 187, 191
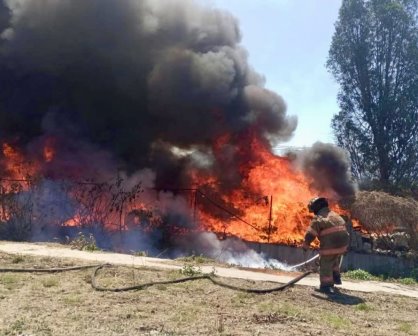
0, 252, 417, 336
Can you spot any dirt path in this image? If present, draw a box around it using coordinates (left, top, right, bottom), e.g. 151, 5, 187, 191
1, 241, 417, 299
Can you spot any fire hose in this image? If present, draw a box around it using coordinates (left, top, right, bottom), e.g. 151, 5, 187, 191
288, 254, 320, 270
0, 254, 320, 293
0, 264, 103, 273
90, 264, 313, 293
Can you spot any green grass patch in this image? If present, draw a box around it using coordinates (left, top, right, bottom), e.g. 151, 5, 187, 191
322, 313, 351, 329
63, 294, 82, 305
179, 264, 202, 277
355, 303, 373, 312
397, 278, 417, 285
344, 269, 418, 285
0, 274, 21, 290
41, 277, 59, 288
277, 303, 302, 317
398, 322, 413, 334
343, 269, 379, 281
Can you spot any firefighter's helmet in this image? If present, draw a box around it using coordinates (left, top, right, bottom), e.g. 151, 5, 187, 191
308, 197, 329, 214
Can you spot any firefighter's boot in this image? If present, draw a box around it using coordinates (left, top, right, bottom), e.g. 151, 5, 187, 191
333, 271, 342, 285
316, 285, 334, 294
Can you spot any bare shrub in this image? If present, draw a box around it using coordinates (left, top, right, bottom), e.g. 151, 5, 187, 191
70, 177, 144, 231
0, 174, 145, 241
66, 232, 100, 251
0, 182, 33, 241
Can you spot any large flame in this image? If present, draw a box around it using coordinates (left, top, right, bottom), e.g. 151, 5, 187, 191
190, 135, 319, 244
0, 137, 354, 245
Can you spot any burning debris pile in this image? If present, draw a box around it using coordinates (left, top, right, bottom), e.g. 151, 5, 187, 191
0, 0, 370, 262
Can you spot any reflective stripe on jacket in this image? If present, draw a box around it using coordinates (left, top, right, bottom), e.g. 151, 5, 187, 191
304, 208, 349, 256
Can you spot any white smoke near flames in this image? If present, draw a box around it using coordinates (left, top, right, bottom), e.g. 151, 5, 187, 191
174, 232, 294, 270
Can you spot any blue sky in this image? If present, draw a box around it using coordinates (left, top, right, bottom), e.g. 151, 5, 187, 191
210, 0, 343, 148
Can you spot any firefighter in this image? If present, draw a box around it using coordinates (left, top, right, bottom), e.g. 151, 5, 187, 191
302, 197, 349, 294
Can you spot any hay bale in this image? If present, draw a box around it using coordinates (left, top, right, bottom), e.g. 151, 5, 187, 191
351, 191, 418, 251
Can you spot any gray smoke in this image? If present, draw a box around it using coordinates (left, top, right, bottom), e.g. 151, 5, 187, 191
295, 142, 357, 199
0, 0, 296, 186
0, 0, 9, 32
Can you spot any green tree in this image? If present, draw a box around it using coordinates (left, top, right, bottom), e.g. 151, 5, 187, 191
327, 0, 418, 190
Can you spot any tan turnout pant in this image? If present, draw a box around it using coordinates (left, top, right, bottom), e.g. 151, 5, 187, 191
319, 255, 342, 287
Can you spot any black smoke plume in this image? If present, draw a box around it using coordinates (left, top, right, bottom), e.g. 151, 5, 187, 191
296, 142, 357, 200
0, 0, 296, 186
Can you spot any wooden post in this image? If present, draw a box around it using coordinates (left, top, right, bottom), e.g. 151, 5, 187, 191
267, 195, 273, 243
193, 189, 198, 225
0, 185, 4, 221
119, 199, 124, 234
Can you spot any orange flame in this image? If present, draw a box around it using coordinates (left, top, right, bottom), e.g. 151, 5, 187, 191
2, 143, 27, 179
1, 142, 40, 190
190, 135, 320, 245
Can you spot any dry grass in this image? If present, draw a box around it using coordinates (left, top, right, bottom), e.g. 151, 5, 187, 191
351, 191, 418, 249
0, 252, 417, 336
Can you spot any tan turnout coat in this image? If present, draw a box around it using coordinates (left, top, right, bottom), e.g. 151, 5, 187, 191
304, 208, 349, 255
